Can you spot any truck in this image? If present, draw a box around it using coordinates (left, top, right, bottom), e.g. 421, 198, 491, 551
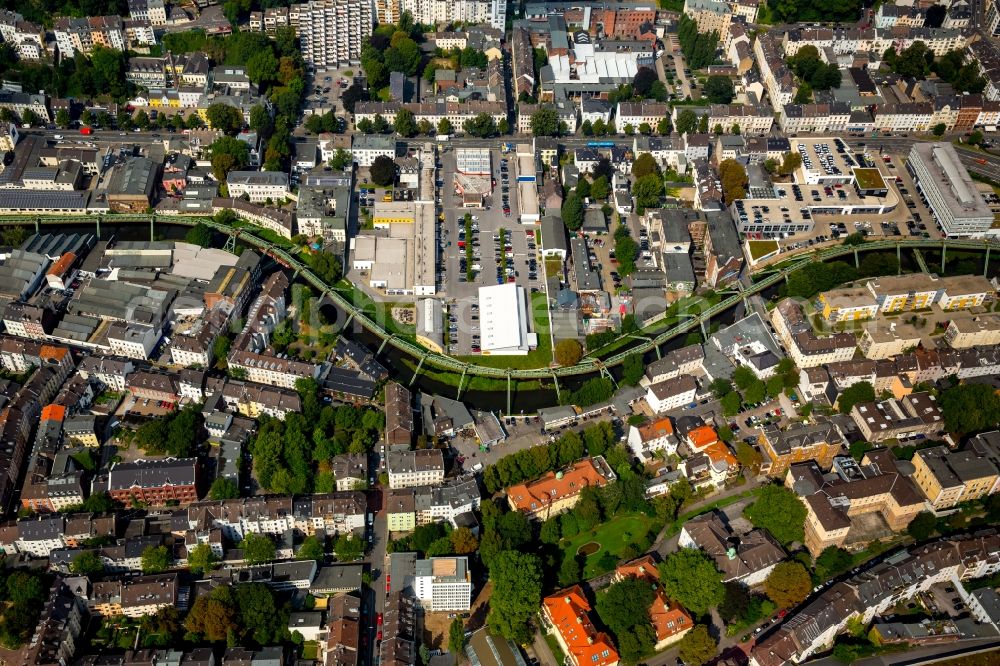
79, 127, 93, 135
436, 134, 450, 141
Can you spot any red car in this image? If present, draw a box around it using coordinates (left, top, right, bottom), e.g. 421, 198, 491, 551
377, 613, 383, 625
377, 630, 383, 641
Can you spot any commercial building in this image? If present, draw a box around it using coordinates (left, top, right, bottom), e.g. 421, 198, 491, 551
507, 457, 616, 520
387, 449, 445, 489
478, 283, 537, 355
297, 0, 373, 68
414, 556, 472, 611
542, 586, 619, 666
908, 142, 996, 237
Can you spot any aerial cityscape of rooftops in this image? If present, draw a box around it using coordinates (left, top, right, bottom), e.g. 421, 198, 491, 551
4, 0, 1000, 664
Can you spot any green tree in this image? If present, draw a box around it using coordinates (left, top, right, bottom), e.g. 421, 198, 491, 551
932, 123, 947, 137
590, 176, 610, 201
596, 577, 657, 661
719, 158, 748, 202
658, 549, 724, 616
633, 152, 660, 180
240, 533, 276, 564
721, 391, 742, 416
206, 103, 244, 135
370, 155, 396, 186
247, 49, 279, 89
334, 534, 365, 561
704, 75, 735, 103
55, 108, 71, 128
185, 223, 214, 247
394, 108, 418, 137
814, 546, 853, 581
438, 118, 453, 135
558, 553, 582, 586
70, 550, 104, 575
184, 588, 237, 641
448, 618, 467, 654
907, 511, 937, 541
330, 148, 353, 171
633, 173, 663, 210
555, 339, 583, 366
188, 543, 219, 575
298, 535, 326, 561
744, 485, 806, 546
837, 381, 875, 414
450, 527, 479, 554
561, 193, 585, 231
719, 582, 751, 623
209, 135, 250, 180
939, 383, 1000, 433
531, 107, 560, 136
487, 551, 543, 644
141, 545, 171, 573
622, 354, 645, 386
209, 477, 240, 500
675, 109, 698, 135
677, 625, 717, 666
764, 561, 812, 608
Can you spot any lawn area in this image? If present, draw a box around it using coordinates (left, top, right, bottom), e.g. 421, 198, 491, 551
747, 240, 779, 261
560, 513, 660, 578
455, 291, 554, 369
544, 631, 567, 665
302, 641, 319, 660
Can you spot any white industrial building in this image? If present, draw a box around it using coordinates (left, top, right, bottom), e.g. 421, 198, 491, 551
456, 147, 491, 175
908, 142, 996, 237
478, 283, 537, 355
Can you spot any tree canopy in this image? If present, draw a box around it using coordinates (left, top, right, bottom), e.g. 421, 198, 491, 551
240, 533, 276, 564
938, 383, 1000, 433
370, 155, 397, 187
764, 561, 812, 608
744, 485, 806, 546
837, 381, 876, 415
677, 625, 717, 666
596, 577, 657, 662
658, 548, 725, 616
704, 75, 735, 103
531, 108, 561, 136
487, 551, 543, 644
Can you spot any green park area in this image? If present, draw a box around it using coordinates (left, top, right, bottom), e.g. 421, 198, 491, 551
559, 512, 659, 578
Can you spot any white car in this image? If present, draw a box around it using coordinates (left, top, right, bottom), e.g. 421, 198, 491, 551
53, 134, 63, 140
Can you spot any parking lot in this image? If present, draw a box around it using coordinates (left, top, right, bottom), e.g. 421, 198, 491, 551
436, 147, 547, 354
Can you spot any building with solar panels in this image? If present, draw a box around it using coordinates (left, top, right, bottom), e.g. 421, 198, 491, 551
908, 142, 996, 237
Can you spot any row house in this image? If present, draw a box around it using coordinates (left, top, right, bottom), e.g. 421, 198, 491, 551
226, 350, 321, 390
0, 10, 45, 59
181, 492, 367, 542
107, 457, 199, 505
353, 100, 507, 127
0, 337, 74, 383
518, 102, 578, 134
219, 378, 301, 419
874, 101, 934, 133
875, 3, 925, 28
616, 102, 669, 133
708, 104, 775, 135
53, 15, 127, 57
91, 573, 179, 618
125, 371, 179, 404
754, 33, 795, 109
387, 449, 445, 489
385, 477, 481, 530
910, 433, 1000, 510
850, 392, 943, 443
770, 299, 857, 369
751, 533, 1000, 665
76, 356, 133, 392
779, 103, 851, 134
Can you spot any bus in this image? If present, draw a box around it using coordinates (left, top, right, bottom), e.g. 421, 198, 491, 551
587, 141, 614, 148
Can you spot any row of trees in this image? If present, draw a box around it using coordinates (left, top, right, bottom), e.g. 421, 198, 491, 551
481, 422, 617, 493
677, 15, 720, 70
712, 359, 799, 418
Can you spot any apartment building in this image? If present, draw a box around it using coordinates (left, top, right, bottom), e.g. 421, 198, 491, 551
107, 458, 199, 505
93, 573, 179, 618
910, 435, 1000, 510
181, 493, 367, 541
758, 420, 846, 478
297, 0, 373, 68
626, 417, 679, 463
771, 299, 857, 368
944, 316, 1000, 348
645, 375, 698, 413
400, 0, 505, 29
414, 556, 472, 611
227, 350, 320, 390
683, 0, 732, 35
641, 344, 704, 386
850, 392, 943, 443
817, 287, 880, 323
858, 322, 922, 360
751, 534, 1000, 665
507, 457, 617, 520
386, 449, 445, 489
54, 15, 127, 57
542, 586, 620, 666
226, 170, 290, 203
791, 453, 924, 556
